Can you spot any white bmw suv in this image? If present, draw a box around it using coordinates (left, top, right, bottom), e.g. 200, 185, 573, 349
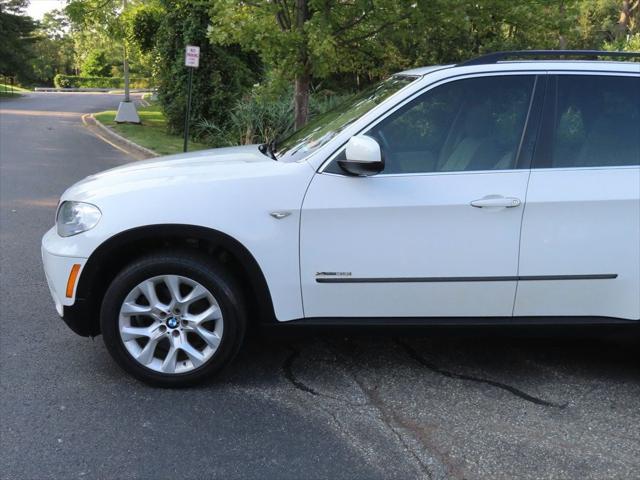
42, 51, 640, 386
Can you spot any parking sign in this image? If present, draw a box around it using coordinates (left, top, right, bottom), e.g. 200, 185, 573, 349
185, 45, 200, 68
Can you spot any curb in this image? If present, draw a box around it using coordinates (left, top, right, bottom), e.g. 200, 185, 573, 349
83, 113, 159, 160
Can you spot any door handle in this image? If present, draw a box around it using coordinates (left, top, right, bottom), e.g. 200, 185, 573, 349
470, 196, 521, 208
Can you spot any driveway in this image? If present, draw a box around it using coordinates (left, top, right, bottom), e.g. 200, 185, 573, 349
1, 93, 639, 480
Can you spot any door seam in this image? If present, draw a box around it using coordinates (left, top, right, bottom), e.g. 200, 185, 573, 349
297, 162, 319, 318
511, 72, 548, 317
511, 169, 532, 317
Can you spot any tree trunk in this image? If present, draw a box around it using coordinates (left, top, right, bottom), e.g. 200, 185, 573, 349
558, 35, 567, 49
558, 0, 567, 49
293, 0, 311, 129
294, 72, 311, 129
616, 0, 632, 39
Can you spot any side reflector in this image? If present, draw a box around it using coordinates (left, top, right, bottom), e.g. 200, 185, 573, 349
66, 264, 81, 298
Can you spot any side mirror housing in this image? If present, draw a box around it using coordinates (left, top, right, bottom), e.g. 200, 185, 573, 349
338, 135, 384, 176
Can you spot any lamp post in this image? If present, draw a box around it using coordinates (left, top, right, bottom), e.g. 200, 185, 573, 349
114, 0, 140, 123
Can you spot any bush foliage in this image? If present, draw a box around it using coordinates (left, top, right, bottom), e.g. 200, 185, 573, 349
155, 0, 260, 136
196, 87, 348, 147
53, 74, 151, 89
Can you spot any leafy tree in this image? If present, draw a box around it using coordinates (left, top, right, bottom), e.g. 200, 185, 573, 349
28, 10, 76, 85
40, 8, 70, 40
209, 0, 420, 128
154, 0, 260, 136
66, 0, 143, 98
81, 49, 112, 76
121, 1, 163, 81
395, 1, 579, 66
125, 2, 163, 54
0, 0, 37, 80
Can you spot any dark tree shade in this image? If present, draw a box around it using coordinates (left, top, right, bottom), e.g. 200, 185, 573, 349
128, 4, 162, 54
0, 0, 37, 78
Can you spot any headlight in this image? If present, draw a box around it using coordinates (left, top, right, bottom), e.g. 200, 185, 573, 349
56, 201, 102, 237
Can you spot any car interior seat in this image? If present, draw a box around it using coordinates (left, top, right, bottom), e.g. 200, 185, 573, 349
438, 104, 494, 172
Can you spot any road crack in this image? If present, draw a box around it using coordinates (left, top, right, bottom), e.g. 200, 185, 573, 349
394, 339, 568, 408
282, 346, 320, 396
281, 345, 368, 406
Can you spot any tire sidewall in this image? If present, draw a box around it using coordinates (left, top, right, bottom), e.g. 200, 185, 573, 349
100, 253, 246, 387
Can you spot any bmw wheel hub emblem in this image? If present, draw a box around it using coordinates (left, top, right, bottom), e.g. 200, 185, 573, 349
167, 317, 179, 329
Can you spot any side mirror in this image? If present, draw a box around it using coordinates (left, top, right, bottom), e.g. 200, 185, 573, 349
338, 135, 384, 176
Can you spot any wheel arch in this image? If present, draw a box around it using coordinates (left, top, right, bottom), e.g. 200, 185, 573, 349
74, 224, 276, 336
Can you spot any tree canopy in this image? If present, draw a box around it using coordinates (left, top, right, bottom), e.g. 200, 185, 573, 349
3, 0, 638, 139
210, 0, 422, 127
0, 0, 37, 78
208, 0, 639, 127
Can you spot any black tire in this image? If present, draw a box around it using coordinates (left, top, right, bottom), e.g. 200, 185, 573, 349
100, 251, 246, 387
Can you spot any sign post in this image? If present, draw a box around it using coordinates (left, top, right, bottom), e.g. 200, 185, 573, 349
183, 45, 200, 152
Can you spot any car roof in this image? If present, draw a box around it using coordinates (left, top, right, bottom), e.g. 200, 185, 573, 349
398, 60, 640, 78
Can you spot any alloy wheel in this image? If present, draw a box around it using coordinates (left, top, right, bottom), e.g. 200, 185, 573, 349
118, 275, 224, 374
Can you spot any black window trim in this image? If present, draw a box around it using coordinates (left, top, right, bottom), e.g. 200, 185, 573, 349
514, 74, 547, 171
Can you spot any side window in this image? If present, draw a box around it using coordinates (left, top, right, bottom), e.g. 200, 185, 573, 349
544, 75, 640, 168
365, 75, 536, 174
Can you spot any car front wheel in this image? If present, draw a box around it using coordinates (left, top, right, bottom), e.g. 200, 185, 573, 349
100, 252, 246, 387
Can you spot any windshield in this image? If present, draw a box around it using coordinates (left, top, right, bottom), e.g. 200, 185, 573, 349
274, 75, 417, 162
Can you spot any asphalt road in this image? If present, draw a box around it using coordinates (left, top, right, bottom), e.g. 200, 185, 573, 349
1, 93, 639, 480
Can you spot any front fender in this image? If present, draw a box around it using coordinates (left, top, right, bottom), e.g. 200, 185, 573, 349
66, 161, 315, 324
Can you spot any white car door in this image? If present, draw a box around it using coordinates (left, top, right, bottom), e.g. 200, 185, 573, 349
515, 73, 640, 321
300, 74, 543, 319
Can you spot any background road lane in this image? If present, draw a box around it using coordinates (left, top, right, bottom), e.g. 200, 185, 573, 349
1, 93, 639, 480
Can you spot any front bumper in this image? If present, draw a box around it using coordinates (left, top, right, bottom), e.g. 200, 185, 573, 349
61, 301, 93, 337
42, 227, 90, 334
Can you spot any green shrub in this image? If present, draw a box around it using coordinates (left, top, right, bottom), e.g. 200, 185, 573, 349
196, 86, 350, 147
53, 75, 152, 89
155, 0, 260, 136
195, 90, 293, 146
603, 33, 640, 57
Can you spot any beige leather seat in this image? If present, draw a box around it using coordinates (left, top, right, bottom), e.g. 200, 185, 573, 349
438, 105, 493, 172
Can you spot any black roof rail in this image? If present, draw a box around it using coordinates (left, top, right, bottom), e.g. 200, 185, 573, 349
458, 50, 640, 66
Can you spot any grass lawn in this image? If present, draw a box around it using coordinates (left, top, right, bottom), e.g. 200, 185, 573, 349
94, 103, 209, 156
